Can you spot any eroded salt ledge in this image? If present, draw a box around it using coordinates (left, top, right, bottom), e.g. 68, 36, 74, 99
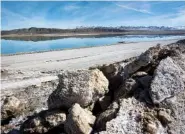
1, 39, 185, 134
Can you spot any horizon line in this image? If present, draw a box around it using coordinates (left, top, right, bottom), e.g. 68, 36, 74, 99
2, 25, 185, 31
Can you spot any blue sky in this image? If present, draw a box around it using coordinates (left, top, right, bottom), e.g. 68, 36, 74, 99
1, 1, 185, 30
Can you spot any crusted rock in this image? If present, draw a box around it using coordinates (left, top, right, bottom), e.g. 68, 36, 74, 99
20, 109, 66, 134
145, 121, 165, 134
64, 103, 96, 134
150, 57, 184, 104
1, 125, 20, 134
95, 101, 119, 131
114, 78, 138, 98
143, 109, 167, 134
122, 44, 161, 76
99, 98, 144, 134
158, 110, 172, 124
176, 39, 185, 45
48, 69, 109, 109
99, 63, 121, 79
146, 122, 157, 134
45, 112, 66, 127
98, 63, 123, 96
159, 88, 185, 134
1, 76, 59, 118
1, 96, 25, 120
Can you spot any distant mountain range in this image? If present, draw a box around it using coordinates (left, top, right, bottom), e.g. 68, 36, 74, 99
174, 26, 185, 30
1, 27, 125, 35
74, 26, 185, 30
1, 26, 185, 36
119, 26, 185, 30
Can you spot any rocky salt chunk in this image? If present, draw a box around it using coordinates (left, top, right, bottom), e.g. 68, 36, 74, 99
99, 98, 144, 134
20, 109, 66, 134
64, 103, 96, 134
150, 57, 184, 104
48, 69, 109, 109
1, 96, 25, 120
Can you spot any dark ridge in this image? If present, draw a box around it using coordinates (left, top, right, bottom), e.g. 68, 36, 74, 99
1, 27, 126, 35
177, 39, 185, 44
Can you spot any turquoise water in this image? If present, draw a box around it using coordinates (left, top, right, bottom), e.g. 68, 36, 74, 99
1, 35, 185, 54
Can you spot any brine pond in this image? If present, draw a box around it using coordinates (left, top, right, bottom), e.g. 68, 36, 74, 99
1, 35, 185, 54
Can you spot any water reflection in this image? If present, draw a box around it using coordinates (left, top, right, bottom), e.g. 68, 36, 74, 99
1, 34, 127, 42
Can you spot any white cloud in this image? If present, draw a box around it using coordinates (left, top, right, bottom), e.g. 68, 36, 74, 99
116, 4, 154, 15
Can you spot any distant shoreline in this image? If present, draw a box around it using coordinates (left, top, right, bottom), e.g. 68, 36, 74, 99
2, 38, 184, 57
1, 40, 133, 56
2, 30, 185, 43
2, 32, 126, 38
2, 31, 185, 38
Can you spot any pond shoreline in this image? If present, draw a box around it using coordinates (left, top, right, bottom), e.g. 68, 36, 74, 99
1, 41, 132, 56
2, 37, 185, 56
2, 30, 185, 38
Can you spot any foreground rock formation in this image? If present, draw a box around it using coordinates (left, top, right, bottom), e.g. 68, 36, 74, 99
48, 69, 109, 109
1, 39, 185, 134
64, 103, 96, 134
